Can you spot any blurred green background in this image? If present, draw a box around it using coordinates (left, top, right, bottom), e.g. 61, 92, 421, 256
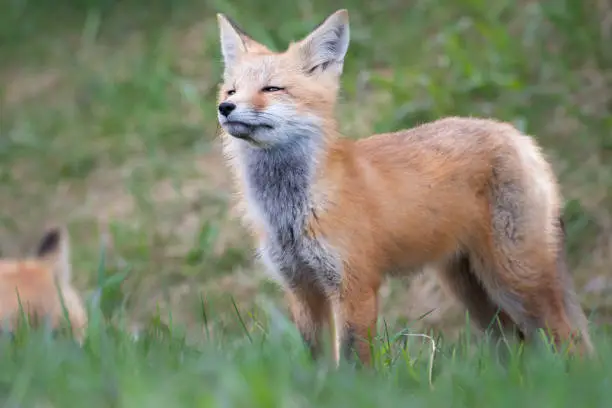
1, 0, 611, 343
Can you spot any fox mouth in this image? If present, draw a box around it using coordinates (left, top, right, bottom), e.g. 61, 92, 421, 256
222, 120, 273, 139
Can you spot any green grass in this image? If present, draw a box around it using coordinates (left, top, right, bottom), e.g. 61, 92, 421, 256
0, 0, 611, 405
2, 311, 612, 407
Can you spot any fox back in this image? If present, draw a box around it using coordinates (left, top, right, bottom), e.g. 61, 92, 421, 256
0, 226, 87, 342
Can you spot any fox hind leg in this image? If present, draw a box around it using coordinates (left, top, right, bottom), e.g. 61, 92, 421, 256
469, 231, 589, 356
435, 254, 525, 344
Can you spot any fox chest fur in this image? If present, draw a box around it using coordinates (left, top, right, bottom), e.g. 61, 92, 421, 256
236, 140, 342, 292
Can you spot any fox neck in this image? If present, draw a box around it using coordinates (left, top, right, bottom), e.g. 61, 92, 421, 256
237, 128, 327, 243
227, 121, 348, 290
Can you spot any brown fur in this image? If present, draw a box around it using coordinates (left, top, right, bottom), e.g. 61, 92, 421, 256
0, 226, 87, 342
215, 10, 594, 365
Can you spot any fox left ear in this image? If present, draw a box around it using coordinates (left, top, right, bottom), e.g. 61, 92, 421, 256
297, 9, 350, 76
35, 225, 72, 283
217, 13, 271, 74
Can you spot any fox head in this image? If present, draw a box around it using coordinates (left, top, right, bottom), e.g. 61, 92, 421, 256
216, 9, 350, 148
0, 226, 87, 343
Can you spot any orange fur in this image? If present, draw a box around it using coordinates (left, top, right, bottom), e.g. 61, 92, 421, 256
215, 10, 594, 365
0, 226, 87, 342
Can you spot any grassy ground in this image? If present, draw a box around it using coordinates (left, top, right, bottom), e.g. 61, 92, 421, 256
3, 317, 612, 407
1, 0, 611, 405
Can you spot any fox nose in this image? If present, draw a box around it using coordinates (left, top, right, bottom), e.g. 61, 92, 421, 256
218, 102, 236, 117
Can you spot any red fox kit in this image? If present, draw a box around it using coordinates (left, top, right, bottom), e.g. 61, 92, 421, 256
0, 226, 87, 342
215, 9, 593, 365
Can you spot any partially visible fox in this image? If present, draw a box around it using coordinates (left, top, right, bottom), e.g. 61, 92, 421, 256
0, 226, 87, 342
215, 9, 594, 365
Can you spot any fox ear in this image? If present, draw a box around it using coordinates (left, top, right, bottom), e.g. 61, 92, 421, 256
217, 14, 270, 72
35, 225, 72, 283
297, 9, 350, 76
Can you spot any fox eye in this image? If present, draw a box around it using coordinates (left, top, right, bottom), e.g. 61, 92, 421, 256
227, 89, 236, 96
261, 86, 284, 93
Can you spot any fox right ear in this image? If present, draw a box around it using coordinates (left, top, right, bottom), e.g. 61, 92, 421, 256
217, 14, 270, 72
35, 225, 72, 283
297, 9, 350, 77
